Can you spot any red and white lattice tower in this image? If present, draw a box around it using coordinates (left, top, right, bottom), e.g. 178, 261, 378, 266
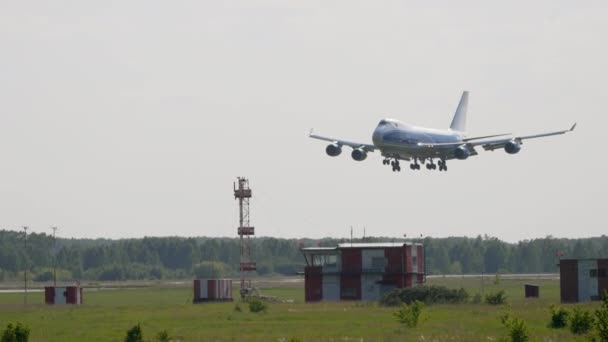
234, 177, 256, 297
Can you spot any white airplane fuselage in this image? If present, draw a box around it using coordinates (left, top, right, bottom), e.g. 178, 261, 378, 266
372, 118, 464, 160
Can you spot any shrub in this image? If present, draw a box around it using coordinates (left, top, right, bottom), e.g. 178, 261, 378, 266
499, 308, 529, 342
379, 286, 469, 306
156, 330, 170, 342
125, 323, 143, 342
549, 305, 569, 328
234, 303, 242, 312
594, 290, 608, 341
248, 296, 268, 313
1, 322, 30, 342
393, 300, 424, 328
485, 290, 507, 305
570, 307, 594, 335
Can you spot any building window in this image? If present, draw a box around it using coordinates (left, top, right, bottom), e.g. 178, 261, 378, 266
412, 256, 417, 267
590, 269, 598, 278
324, 255, 337, 267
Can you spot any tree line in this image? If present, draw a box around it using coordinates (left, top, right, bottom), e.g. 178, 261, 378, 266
0, 229, 607, 281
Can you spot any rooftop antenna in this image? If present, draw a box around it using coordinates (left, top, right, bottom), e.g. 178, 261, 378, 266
234, 177, 257, 299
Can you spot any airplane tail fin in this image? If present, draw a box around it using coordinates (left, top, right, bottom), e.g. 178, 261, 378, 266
450, 91, 468, 132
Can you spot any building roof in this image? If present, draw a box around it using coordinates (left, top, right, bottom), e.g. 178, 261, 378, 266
301, 242, 421, 252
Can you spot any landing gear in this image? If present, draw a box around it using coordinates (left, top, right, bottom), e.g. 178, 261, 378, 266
426, 159, 437, 170
438, 159, 448, 171
410, 158, 421, 170
391, 159, 401, 172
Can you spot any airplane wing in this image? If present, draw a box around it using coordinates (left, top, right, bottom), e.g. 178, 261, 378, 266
478, 123, 576, 151
417, 124, 576, 151
309, 130, 376, 152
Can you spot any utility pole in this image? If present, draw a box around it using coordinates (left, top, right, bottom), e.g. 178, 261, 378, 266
23, 226, 28, 305
51, 226, 58, 287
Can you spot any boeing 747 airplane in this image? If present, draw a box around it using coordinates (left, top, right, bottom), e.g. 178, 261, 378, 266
310, 91, 576, 172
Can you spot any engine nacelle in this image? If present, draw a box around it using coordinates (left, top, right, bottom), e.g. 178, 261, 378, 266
351, 148, 367, 161
325, 144, 342, 157
504, 140, 521, 154
454, 146, 470, 160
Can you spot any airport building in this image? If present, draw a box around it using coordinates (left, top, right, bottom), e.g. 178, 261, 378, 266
193, 279, 233, 303
44, 286, 83, 305
559, 258, 608, 303
301, 242, 425, 302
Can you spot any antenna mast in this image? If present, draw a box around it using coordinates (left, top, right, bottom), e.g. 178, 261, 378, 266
234, 177, 256, 298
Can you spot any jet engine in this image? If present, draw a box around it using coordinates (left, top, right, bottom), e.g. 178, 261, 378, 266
351, 148, 367, 161
504, 140, 521, 154
454, 146, 470, 160
325, 143, 342, 157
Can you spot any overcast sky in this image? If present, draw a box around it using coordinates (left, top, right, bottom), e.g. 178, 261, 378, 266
1, 1, 606, 242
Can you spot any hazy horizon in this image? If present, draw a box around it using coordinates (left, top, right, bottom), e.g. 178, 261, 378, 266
1, 1, 606, 243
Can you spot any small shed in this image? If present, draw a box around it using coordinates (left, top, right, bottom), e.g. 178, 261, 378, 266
524, 284, 539, 298
44, 286, 83, 305
193, 279, 233, 303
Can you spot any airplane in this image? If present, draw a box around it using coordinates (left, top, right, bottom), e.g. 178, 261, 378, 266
309, 91, 576, 172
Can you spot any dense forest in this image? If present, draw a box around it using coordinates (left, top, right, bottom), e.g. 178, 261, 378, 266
0, 229, 607, 282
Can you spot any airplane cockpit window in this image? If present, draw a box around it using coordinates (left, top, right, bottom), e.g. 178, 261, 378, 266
379, 119, 388, 125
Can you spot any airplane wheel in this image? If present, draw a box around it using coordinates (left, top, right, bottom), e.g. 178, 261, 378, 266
397, 166, 401, 172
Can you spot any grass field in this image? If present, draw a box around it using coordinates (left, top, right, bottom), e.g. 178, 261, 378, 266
0, 276, 601, 341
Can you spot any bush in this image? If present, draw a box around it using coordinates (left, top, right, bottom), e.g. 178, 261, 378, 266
549, 305, 569, 328
570, 307, 594, 335
594, 290, 608, 341
1, 323, 30, 342
234, 303, 242, 312
155, 330, 170, 342
485, 290, 507, 305
125, 323, 143, 342
499, 309, 529, 342
393, 300, 424, 328
379, 286, 469, 306
248, 297, 268, 313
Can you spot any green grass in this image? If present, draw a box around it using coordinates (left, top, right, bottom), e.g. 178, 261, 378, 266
0, 276, 601, 341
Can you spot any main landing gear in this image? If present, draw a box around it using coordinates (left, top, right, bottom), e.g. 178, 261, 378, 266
383, 158, 401, 172
384, 158, 448, 172
437, 159, 448, 171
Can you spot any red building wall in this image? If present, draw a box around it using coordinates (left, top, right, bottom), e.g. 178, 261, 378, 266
45, 287, 54, 304
560, 259, 579, 303
598, 259, 608, 299
305, 266, 322, 302
341, 249, 362, 274
340, 275, 361, 300
193, 279, 201, 300
417, 245, 425, 284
